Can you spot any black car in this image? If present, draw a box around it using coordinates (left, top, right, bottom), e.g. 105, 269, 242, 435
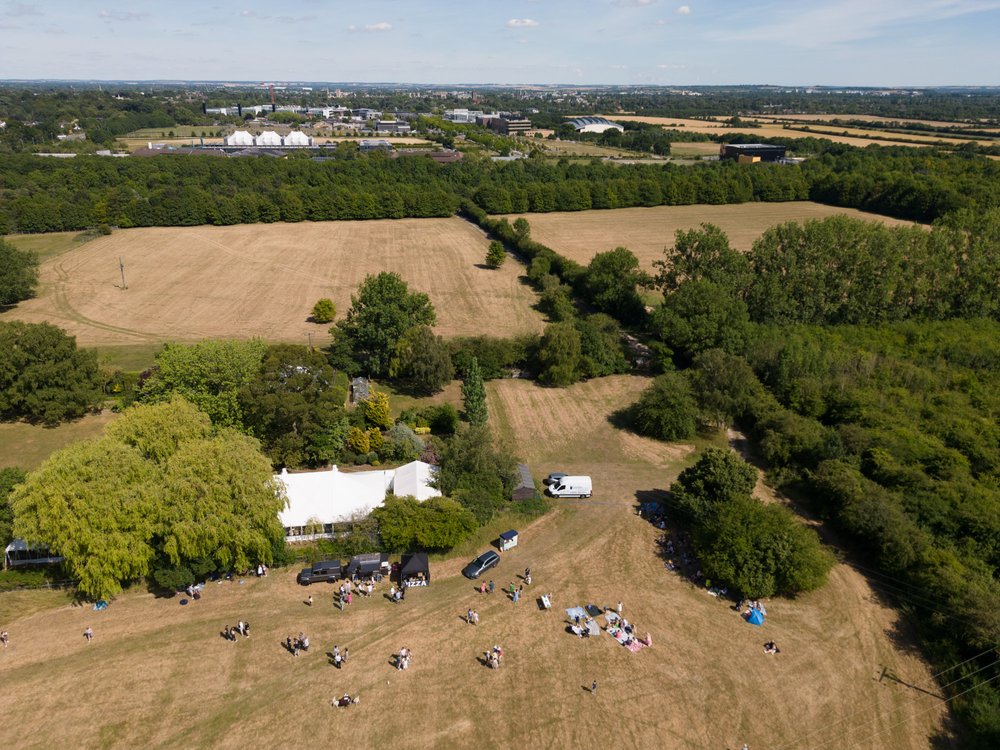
297, 560, 342, 585
461, 550, 500, 580
543, 472, 568, 486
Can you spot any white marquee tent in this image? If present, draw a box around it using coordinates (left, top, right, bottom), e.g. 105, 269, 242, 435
276, 461, 440, 540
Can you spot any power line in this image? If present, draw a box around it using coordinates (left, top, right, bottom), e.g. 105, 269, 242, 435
771, 650, 999, 750
782, 655, 1000, 750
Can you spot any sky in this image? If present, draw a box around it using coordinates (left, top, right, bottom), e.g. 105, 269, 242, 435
1, 0, 999, 86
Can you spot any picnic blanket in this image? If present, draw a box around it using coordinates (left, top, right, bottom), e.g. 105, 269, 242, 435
625, 639, 648, 653
604, 611, 620, 626
586, 620, 600, 637
586, 604, 602, 617
565, 606, 587, 621
540, 595, 552, 610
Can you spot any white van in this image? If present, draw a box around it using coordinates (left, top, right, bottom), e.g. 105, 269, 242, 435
547, 475, 592, 498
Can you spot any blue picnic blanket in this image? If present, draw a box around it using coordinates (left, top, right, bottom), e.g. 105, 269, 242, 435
565, 606, 587, 621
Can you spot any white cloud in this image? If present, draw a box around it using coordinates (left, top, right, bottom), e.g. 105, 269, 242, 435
99, 8, 149, 21
506, 18, 540, 28
364, 21, 392, 32
613, 0, 657, 7
675, 5, 691, 14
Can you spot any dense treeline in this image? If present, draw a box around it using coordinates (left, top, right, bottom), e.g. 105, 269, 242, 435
655, 211, 1000, 329
4, 141, 1000, 232
642, 218, 1000, 747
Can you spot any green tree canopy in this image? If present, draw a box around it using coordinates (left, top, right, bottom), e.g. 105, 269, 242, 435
669, 447, 758, 522
238, 344, 350, 468
0, 321, 102, 424
485, 240, 506, 268
537, 321, 582, 387
0, 467, 26, 549
461, 356, 488, 426
654, 223, 752, 295
10, 397, 285, 600
652, 279, 750, 361
139, 339, 267, 428
437, 425, 517, 523
360, 387, 393, 430
389, 325, 454, 395
372, 494, 477, 551
0, 238, 39, 306
631, 372, 699, 441
581, 246, 648, 324
333, 272, 436, 377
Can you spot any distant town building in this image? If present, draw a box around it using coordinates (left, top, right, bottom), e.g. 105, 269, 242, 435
566, 116, 625, 134
720, 143, 787, 163
489, 117, 532, 136
375, 120, 411, 135
359, 139, 393, 153
353, 108, 383, 121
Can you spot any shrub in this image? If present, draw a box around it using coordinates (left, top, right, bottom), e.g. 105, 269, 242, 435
311, 297, 336, 324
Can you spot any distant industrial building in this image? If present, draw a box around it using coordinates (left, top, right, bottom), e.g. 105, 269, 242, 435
444, 108, 486, 123
720, 143, 787, 163
566, 116, 624, 134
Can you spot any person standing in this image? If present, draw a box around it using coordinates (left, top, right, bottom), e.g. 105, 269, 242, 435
343, 647, 349, 663
488, 579, 494, 595
616, 601, 623, 616
84, 627, 94, 643
591, 680, 598, 694
1, 630, 8, 648
307, 594, 313, 606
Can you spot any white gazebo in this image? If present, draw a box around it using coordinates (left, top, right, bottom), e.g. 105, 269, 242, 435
275, 461, 441, 541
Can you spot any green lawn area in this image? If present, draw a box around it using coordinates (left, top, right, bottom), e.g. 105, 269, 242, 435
0, 411, 118, 470
94, 343, 163, 372
5, 230, 100, 262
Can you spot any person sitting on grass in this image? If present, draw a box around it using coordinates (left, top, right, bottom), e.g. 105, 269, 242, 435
763, 641, 780, 654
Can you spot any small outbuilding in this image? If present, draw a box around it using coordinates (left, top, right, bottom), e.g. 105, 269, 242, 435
512, 464, 537, 501
399, 553, 430, 587
499, 529, 519, 552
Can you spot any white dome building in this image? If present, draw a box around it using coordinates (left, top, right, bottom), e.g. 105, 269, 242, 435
223, 129, 254, 146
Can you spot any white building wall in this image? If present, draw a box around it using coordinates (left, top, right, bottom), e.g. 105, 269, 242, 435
255, 130, 282, 146
223, 129, 255, 146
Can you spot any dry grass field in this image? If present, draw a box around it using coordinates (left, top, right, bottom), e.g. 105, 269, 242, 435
506, 202, 916, 270
0, 219, 545, 346
592, 114, 996, 149
0, 375, 947, 749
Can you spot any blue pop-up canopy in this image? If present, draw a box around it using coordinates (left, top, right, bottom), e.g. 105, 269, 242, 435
746, 609, 765, 626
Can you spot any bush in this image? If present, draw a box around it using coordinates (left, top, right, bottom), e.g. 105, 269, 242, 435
429, 404, 460, 435
311, 297, 336, 324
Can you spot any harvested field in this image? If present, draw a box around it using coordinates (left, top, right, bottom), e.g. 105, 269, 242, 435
505, 202, 916, 270
0, 219, 544, 346
0, 374, 947, 748
592, 114, 995, 149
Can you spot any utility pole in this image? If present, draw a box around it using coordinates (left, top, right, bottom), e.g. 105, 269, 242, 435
119, 256, 127, 290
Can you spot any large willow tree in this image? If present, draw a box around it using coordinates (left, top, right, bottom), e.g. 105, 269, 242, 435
11, 397, 286, 600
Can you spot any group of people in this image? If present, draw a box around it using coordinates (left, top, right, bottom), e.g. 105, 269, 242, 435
331, 644, 350, 668
255, 564, 269, 577
478, 579, 495, 595
763, 640, 780, 654
395, 646, 412, 670
485, 644, 504, 669
222, 621, 250, 641
387, 585, 406, 604
739, 600, 767, 616
465, 608, 480, 626
285, 632, 310, 656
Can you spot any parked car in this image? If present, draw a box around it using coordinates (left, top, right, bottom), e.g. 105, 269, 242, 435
297, 560, 342, 585
461, 550, 500, 579
543, 472, 568, 486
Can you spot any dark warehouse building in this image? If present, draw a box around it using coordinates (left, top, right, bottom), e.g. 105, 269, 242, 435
720, 143, 787, 162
